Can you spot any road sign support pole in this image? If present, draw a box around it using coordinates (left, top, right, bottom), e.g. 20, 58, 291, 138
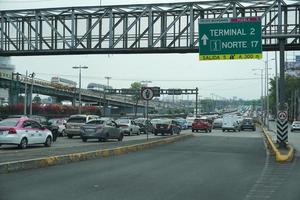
146, 100, 149, 141
277, 0, 287, 149
195, 87, 198, 116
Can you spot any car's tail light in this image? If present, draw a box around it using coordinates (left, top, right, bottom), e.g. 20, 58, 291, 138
8, 128, 17, 134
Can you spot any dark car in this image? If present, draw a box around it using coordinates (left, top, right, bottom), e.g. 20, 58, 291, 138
134, 118, 154, 134
7, 115, 59, 141
80, 119, 123, 142
240, 118, 256, 131
153, 119, 181, 136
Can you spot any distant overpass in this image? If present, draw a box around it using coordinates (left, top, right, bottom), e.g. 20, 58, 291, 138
0, 72, 156, 114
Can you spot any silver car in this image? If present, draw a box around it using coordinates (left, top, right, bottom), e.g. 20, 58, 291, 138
80, 119, 123, 142
116, 119, 140, 136
65, 115, 99, 138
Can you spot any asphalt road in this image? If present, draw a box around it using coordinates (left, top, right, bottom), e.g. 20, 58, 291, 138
0, 132, 170, 163
1, 128, 300, 200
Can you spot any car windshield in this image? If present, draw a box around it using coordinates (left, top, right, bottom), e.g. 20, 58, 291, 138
67, 117, 86, 123
0, 118, 19, 127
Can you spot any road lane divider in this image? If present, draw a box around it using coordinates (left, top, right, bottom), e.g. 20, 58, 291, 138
261, 126, 294, 162
0, 134, 193, 174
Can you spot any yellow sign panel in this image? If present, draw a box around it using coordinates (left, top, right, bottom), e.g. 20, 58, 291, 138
199, 53, 262, 61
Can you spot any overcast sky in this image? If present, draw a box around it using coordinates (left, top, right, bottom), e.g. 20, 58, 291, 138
1, 0, 299, 100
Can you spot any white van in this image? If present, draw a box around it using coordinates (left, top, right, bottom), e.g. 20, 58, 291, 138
222, 115, 240, 132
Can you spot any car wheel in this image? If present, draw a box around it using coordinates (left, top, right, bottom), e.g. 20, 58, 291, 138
209, 129, 212, 133
82, 138, 87, 142
19, 138, 28, 149
170, 129, 174, 135
205, 129, 208, 133
291, 129, 294, 132
137, 130, 140, 135
118, 133, 124, 141
154, 132, 158, 136
177, 129, 180, 135
196, 130, 199, 132
222, 129, 225, 132
67, 135, 73, 139
192, 129, 194, 132
61, 130, 66, 137
44, 136, 52, 147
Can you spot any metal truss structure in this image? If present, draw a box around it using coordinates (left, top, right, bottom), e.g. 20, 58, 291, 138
0, 0, 300, 56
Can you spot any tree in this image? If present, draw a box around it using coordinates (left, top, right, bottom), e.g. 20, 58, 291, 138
268, 75, 300, 120
130, 82, 143, 116
32, 95, 42, 104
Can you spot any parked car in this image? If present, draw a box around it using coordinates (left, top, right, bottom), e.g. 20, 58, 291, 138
153, 119, 181, 135
212, 118, 223, 129
80, 119, 123, 142
7, 115, 59, 141
134, 118, 154, 134
48, 118, 67, 137
240, 118, 256, 131
0, 117, 53, 149
65, 115, 99, 138
192, 118, 212, 133
291, 121, 300, 132
116, 118, 140, 135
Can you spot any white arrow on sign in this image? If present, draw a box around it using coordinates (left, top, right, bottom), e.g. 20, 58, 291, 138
201, 34, 209, 46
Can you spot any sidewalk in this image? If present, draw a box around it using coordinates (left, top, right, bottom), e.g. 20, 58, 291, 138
268, 121, 300, 157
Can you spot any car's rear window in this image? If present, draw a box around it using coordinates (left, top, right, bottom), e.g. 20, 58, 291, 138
67, 117, 86, 123
87, 120, 105, 125
0, 118, 19, 127
116, 119, 130, 124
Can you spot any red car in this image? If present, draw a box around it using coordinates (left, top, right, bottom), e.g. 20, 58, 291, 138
192, 118, 212, 133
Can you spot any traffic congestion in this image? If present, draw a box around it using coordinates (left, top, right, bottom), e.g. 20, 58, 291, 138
0, 107, 260, 150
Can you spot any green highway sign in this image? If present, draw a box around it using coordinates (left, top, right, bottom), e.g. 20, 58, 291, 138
199, 17, 262, 61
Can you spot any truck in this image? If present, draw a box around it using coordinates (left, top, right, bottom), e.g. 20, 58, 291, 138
222, 114, 241, 132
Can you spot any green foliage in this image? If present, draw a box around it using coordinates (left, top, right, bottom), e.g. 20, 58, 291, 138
130, 82, 143, 116
269, 75, 300, 114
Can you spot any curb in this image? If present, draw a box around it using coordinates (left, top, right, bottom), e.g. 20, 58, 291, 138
0, 134, 193, 174
261, 126, 294, 162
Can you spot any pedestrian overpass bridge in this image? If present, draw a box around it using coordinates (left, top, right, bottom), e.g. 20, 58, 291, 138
0, 0, 299, 56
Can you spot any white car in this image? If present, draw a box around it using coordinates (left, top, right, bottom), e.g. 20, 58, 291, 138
116, 119, 140, 135
291, 121, 300, 132
0, 117, 53, 149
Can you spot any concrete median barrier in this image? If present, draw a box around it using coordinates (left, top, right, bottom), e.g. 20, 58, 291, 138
261, 126, 294, 162
0, 134, 193, 174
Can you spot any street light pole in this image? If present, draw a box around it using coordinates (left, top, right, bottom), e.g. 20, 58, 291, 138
252, 68, 264, 124
24, 70, 28, 115
29, 72, 35, 115
73, 65, 88, 114
104, 76, 112, 117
